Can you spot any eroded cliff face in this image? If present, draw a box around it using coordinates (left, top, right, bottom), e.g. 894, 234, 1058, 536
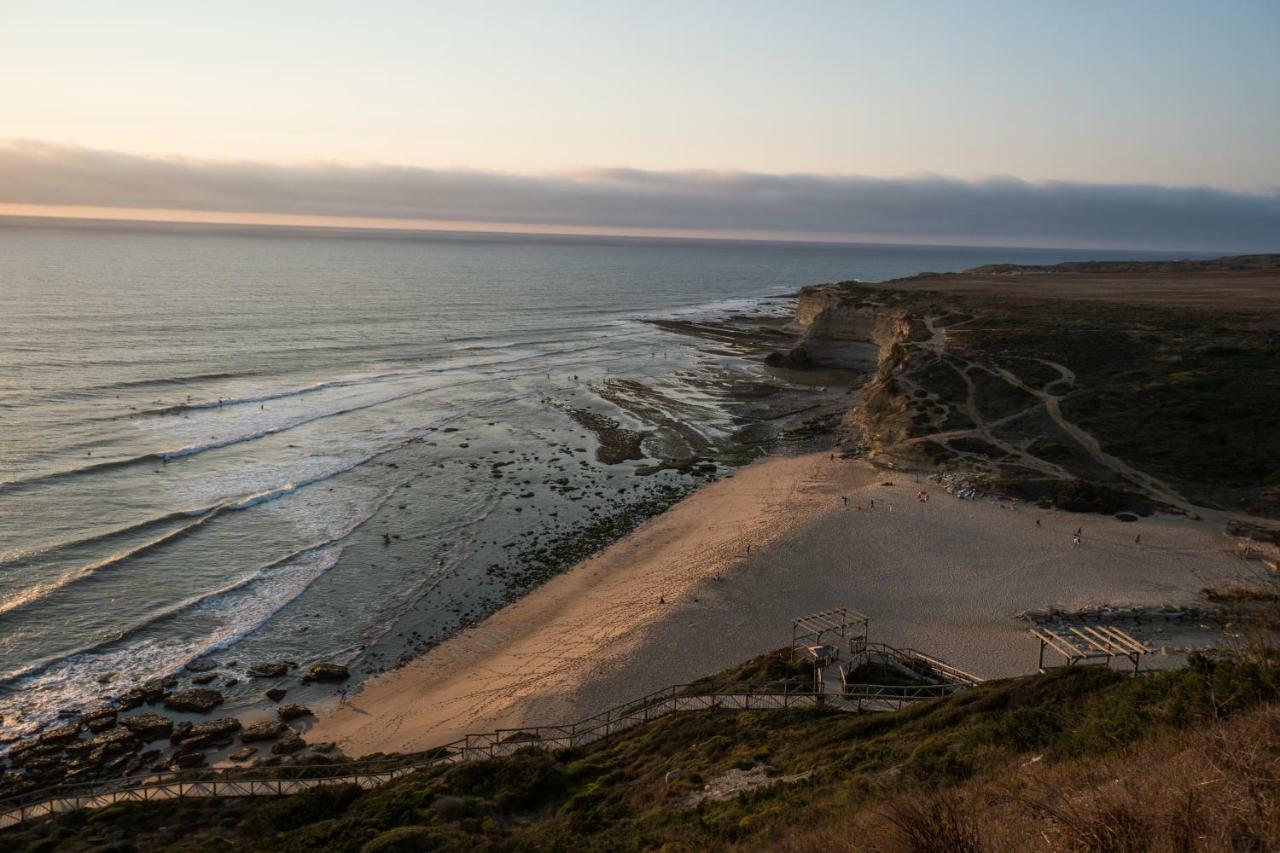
793, 286, 916, 371
792, 285, 938, 464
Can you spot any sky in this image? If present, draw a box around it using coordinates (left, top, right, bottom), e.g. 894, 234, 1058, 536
2, 1, 1278, 250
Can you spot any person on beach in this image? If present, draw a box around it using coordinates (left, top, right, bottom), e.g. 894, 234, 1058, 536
1135, 534, 1142, 545
1073, 533, 1082, 546
841, 496, 848, 506
869, 499, 874, 509
1035, 518, 1041, 528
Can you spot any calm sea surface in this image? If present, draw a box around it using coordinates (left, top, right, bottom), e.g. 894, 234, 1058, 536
0, 221, 1200, 739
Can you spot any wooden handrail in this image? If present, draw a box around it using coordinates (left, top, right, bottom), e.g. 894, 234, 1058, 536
0, 667, 977, 828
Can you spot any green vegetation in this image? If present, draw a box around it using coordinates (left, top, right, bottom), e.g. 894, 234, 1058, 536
678, 647, 812, 694
850, 286, 1280, 517
7, 656, 1276, 852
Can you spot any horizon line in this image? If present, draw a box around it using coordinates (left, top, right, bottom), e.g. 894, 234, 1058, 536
0, 204, 1229, 254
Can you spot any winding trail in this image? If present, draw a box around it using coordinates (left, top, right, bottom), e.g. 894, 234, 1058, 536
897, 314, 1275, 529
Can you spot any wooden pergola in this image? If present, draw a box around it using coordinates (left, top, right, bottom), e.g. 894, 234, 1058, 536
1030, 623, 1151, 675
792, 607, 869, 659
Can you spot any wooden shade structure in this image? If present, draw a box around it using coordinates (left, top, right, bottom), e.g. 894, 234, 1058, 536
1030, 623, 1151, 675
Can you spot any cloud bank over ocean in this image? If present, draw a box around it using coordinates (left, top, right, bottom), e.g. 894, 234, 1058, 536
2, 140, 1277, 250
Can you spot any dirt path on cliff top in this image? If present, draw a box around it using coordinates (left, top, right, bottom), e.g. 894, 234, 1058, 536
898, 313, 1276, 529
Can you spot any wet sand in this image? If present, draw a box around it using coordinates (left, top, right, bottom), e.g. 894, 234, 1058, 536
313, 452, 1247, 757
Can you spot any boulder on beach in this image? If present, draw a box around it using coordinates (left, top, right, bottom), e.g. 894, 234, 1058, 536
170, 751, 207, 769
37, 722, 82, 745
174, 718, 241, 749
272, 731, 307, 755
240, 720, 286, 742
164, 688, 223, 713
188, 718, 241, 739
229, 747, 257, 762
265, 688, 288, 702
763, 346, 815, 369
115, 688, 148, 711
276, 704, 314, 721
83, 728, 140, 760
9, 742, 63, 766
119, 712, 174, 737
82, 705, 117, 724
85, 713, 118, 734
184, 658, 219, 673
303, 662, 350, 683
191, 673, 218, 685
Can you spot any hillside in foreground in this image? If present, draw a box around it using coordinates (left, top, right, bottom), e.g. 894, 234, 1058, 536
4, 652, 1277, 852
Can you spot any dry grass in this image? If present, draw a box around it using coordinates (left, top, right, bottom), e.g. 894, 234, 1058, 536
762, 704, 1280, 853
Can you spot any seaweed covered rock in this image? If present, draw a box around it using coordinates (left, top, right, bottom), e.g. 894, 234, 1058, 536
303, 663, 349, 683
164, 688, 224, 713
119, 713, 173, 740
276, 704, 314, 722
240, 720, 286, 742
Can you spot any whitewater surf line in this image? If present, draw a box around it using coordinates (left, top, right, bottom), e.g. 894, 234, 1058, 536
0, 480, 399, 686
0, 343, 614, 494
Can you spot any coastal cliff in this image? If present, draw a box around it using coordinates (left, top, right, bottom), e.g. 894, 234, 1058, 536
791, 261, 1280, 522
791, 285, 914, 370
791, 284, 936, 464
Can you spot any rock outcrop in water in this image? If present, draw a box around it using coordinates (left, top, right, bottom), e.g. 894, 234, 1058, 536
303, 663, 349, 683
791, 285, 919, 371
163, 688, 224, 713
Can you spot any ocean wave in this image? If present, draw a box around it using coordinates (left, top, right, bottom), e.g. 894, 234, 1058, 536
0, 545, 347, 746
0, 486, 390, 687
0, 349, 606, 493
0, 512, 216, 615
0, 505, 218, 568
74, 370, 250, 395
0, 446, 418, 617
134, 369, 420, 416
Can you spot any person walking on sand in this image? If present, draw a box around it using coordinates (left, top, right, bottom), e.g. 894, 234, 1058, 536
1035, 518, 1041, 528
1135, 534, 1141, 545
841, 496, 848, 506
1073, 533, 1082, 546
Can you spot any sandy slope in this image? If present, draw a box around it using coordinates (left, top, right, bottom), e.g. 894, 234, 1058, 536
311, 452, 1246, 757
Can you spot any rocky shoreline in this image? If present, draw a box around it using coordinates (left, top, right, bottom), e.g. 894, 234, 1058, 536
1, 298, 866, 802
0, 659, 355, 801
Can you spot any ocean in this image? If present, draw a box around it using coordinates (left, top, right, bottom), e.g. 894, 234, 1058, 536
0, 220, 1200, 741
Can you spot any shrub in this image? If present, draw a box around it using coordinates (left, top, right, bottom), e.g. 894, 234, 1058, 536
360, 825, 471, 853
239, 783, 363, 838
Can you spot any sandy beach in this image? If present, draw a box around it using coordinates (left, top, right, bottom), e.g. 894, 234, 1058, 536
312, 451, 1247, 757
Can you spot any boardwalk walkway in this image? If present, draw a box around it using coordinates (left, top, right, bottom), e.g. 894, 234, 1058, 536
1, 680, 853, 829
